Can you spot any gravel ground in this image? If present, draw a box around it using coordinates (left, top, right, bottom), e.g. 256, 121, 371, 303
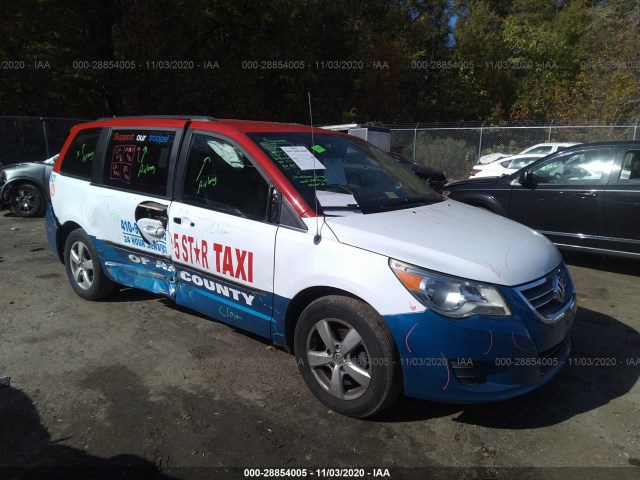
1, 212, 639, 479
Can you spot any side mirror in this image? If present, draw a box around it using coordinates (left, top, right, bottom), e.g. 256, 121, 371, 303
519, 169, 536, 189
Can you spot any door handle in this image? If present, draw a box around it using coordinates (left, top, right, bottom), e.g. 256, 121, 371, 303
173, 217, 195, 227
576, 192, 597, 198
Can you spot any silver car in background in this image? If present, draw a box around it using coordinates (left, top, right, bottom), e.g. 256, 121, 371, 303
0, 154, 57, 218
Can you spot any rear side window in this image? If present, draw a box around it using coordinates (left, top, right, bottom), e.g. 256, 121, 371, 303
619, 150, 640, 181
60, 128, 101, 179
104, 130, 176, 196
532, 148, 613, 185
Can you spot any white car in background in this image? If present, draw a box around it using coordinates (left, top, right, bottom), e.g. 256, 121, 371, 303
477, 142, 580, 165
470, 153, 546, 178
519, 142, 580, 155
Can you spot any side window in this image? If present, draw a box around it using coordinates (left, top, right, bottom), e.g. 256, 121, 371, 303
531, 148, 613, 185
104, 130, 175, 196
183, 134, 269, 221
60, 128, 101, 179
619, 150, 640, 181
511, 158, 532, 170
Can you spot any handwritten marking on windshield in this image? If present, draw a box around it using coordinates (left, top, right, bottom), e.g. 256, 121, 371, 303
195, 156, 218, 193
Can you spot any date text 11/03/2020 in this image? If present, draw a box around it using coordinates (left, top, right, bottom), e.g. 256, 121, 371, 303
243, 468, 391, 478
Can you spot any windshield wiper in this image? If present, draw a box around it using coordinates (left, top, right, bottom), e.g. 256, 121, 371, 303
361, 196, 438, 213
319, 203, 360, 210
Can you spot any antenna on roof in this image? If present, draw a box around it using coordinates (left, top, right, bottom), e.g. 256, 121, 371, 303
309, 92, 321, 245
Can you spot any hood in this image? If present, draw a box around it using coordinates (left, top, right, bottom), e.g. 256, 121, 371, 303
446, 176, 508, 188
409, 164, 445, 178
324, 200, 561, 286
395, 157, 444, 177
1, 159, 51, 171
1, 162, 32, 170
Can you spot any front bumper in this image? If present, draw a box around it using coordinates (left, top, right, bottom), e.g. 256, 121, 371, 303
384, 279, 576, 403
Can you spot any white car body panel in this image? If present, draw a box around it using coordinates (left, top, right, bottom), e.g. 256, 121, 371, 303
324, 200, 561, 286
519, 143, 579, 155
274, 222, 421, 316
470, 154, 545, 178
477, 152, 509, 165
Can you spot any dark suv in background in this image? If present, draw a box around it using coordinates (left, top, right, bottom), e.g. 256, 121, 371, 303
445, 142, 640, 258
390, 152, 448, 193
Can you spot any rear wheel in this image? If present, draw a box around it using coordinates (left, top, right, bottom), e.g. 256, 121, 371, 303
64, 229, 117, 300
294, 296, 402, 418
9, 183, 45, 218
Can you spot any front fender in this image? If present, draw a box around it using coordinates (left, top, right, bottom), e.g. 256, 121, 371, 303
450, 192, 508, 216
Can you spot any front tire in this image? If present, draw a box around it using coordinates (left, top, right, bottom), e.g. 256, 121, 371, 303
64, 229, 116, 300
9, 183, 45, 218
294, 296, 402, 418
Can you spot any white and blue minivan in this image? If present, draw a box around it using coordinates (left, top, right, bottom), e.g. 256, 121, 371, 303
47, 117, 577, 417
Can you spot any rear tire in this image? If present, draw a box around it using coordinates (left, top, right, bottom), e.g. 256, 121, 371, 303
64, 229, 117, 300
9, 183, 45, 218
294, 296, 402, 418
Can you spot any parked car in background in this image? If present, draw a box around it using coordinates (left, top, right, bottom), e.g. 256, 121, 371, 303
519, 142, 580, 155
446, 142, 640, 258
477, 143, 579, 165
477, 152, 509, 165
390, 152, 448, 192
469, 153, 545, 178
0, 154, 57, 217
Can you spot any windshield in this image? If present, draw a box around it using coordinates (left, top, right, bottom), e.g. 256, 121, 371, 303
249, 132, 442, 214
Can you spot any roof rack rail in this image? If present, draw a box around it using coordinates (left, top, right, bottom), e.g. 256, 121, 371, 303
96, 115, 217, 121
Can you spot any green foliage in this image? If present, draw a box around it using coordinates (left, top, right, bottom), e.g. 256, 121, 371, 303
0, 0, 638, 123
402, 135, 477, 181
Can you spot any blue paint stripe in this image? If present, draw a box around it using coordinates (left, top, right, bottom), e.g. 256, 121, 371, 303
187, 284, 273, 322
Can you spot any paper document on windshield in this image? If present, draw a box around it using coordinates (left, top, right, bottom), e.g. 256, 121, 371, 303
316, 191, 358, 208
280, 146, 326, 171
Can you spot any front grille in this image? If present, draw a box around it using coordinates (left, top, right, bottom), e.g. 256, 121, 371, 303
515, 263, 574, 322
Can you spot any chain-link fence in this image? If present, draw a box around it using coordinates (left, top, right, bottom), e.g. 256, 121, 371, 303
3, 116, 640, 184
0, 116, 88, 167
388, 122, 640, 182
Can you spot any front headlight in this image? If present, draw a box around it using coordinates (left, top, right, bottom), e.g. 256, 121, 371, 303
390, 259, 511, 318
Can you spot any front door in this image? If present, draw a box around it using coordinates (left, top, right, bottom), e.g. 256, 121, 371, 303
509, 146, 615, 250
169, 131, 277, 338
600, 147, 640, 255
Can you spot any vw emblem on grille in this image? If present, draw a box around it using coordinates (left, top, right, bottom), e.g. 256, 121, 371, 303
553, 275, 566, 303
